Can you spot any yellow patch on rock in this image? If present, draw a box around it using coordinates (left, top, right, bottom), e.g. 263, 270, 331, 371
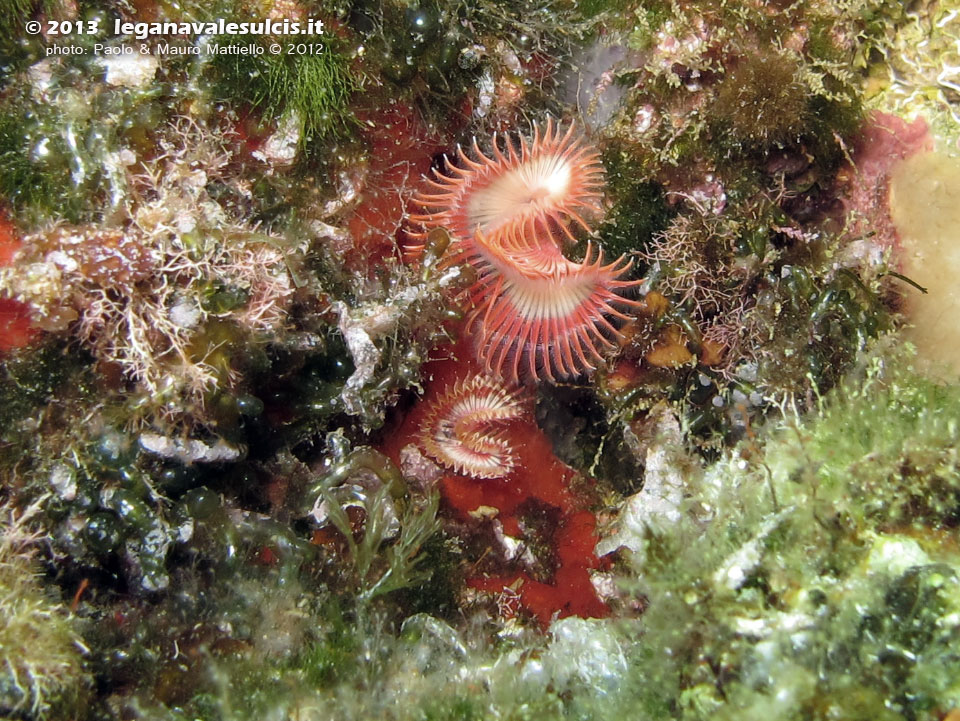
889, 151, 960, 380
645, 326, 694, 368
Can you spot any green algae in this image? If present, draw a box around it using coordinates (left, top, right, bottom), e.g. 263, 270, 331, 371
607, 348, 960, 720
212, 39, 360, 155
0, 502, 88, 719
595, 143, 674, 261
312, 442, 441, 605
0, 54, 167, 222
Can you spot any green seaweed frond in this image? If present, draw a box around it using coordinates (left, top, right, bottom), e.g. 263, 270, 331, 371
320, 474, 441, 605
0, 0, 32, 27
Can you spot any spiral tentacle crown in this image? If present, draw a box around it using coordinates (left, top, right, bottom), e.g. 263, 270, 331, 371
410, 119, 640, 383
418, 375, 527, 479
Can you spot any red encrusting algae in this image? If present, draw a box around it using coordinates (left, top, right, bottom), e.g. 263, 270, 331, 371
0, 299, 35, 353
467, 510, 609, 626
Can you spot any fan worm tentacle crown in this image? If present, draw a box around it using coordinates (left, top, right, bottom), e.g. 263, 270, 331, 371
468, 232, 639, 383
410, 118, 640, 382
410, 118, 605, 249
418, 375, 528, 479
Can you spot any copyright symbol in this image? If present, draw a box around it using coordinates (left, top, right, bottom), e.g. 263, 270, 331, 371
25, 20, 41, 34
269, 43, 281, 54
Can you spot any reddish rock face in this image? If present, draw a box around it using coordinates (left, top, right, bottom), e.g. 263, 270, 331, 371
836, 111, 933, 257
344, 102, 453, 272
0, 216, 39, 352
